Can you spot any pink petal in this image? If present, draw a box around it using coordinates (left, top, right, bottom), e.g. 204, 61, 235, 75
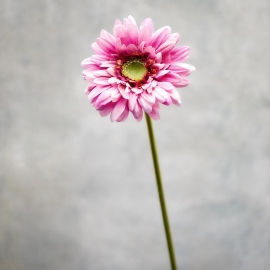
153, 86, 169, 103
155, 52, 162, 63
169, 63, 195, 75
123, 15, 137, 27
162, 54, 172, 64
131, 87, 143, 95
138, 24, 152, 46
156, 40, 176, 56
148, 112, 160, 120
114, 24, 132, 45
150, 26, 171, 49
161, 72, 183, 84
170, 33, 180, 44
99, 103, 114, 117
83, 65, 100, 72
90, 95, 99, 107
151, 80, 158, 87
87, 86, 107, 100
128, 92, 137, 111
163, 96, 172, 106
95, 89, 112, 108
132, 101, 143, 122
154, 63, 165, 70
140, 18, 154, 34
146, 80, 157, 93
110, 87, 121, 102
174, 77, 190, 88
138, 41, 146, 52
107, 67, 117, 76
108, 77, 119, 84
155, 70, 170, 79
101, 61, 117, 68
96, 37, 115, 54
81, 58, 93, 68
82, 69, 95, 80
100, 30, 116, 46
140, 91, 155, 105
138, 96, 152, 113
127, 23, 139, 45
148, 101, 160, 120
143, 46, 156, 60
91, 42, 109, 56
85, 85, 95, 95
94, 70, 110, 77
142, 81, 152, 90
126, 44, 138, 54
115, 38, 127, 55
169, 89, 181, 106
116, 105, 129, 122
83, 76, 94, 84
93, 78, 110, 86
127, 15, 137, 26
114, 24, 126, 39
90, 54, 108, 63
118, 84, 129, 99
157, 81, 174, 90
110, 98, 127, 122
171, 46, 190, 61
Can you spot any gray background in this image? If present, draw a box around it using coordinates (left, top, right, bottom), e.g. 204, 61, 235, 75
1, 0, 270, 269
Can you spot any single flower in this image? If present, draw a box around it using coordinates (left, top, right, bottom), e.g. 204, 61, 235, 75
81, 16, 195, 122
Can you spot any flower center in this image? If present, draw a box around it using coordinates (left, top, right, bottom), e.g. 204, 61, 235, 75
121, 59, 147, 82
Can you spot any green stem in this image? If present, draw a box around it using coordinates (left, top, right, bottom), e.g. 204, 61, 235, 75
145, 113, 178, 270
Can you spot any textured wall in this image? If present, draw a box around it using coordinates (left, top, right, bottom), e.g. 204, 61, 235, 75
1, 0, 270, 270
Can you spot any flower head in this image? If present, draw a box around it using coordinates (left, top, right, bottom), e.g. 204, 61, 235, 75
81, 16, 195, 122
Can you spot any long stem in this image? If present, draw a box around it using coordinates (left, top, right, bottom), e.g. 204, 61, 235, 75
145, 113, 178, 270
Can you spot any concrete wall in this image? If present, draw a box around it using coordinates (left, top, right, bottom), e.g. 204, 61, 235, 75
1, 0, 270, 269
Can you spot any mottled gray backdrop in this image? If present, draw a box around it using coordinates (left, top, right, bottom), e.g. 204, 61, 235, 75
1, 0, 270, 270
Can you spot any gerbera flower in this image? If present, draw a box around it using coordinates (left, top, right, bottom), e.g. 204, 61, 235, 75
81, 16, 195, 122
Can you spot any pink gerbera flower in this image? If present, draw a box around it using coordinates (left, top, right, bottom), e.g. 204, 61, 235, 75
81, 16, 195, 122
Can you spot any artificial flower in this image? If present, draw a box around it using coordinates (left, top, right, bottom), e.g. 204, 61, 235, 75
81, 16, 195, 122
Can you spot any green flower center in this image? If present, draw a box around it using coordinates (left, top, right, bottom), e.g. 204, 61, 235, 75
121, 59, 147, 82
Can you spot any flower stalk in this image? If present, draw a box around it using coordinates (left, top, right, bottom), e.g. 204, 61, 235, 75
145, 113, 178, 270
